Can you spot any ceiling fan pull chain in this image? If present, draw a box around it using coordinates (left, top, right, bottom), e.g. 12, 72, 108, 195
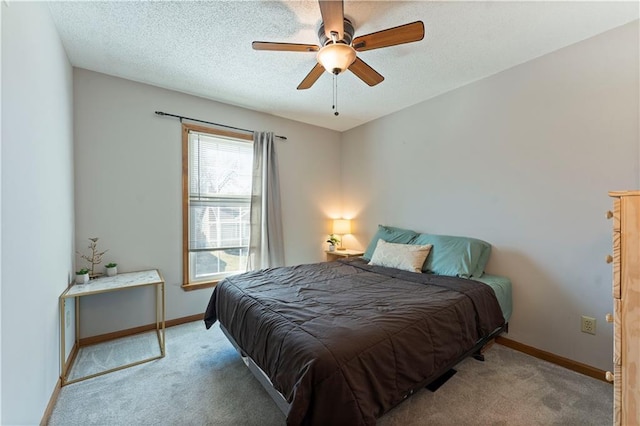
333, 73, 339, 116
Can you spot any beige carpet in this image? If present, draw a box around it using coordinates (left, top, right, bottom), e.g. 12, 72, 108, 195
68, 331, 162, 382
50, 321, 612, 425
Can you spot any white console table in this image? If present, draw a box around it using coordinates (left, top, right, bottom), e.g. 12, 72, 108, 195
59, 269, 165, 385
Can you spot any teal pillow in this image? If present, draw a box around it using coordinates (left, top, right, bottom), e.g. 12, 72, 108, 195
412, 233, 491, 278
473, 244, 492, 278
362, 225, 419, 261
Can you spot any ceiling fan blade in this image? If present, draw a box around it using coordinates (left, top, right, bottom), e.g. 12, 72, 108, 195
297, 63, 325, 90
348, 57, 384, 87
352, 21, 424, 52
319, 0, 344, 40
252, 41, 319, 52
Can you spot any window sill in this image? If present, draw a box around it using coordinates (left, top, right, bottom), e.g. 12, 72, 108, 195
181, 280, 220, 292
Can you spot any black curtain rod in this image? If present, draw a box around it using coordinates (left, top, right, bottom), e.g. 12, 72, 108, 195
154, 111, 287, 141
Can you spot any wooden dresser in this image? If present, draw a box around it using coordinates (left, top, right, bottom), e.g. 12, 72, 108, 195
607, 191, 640, 426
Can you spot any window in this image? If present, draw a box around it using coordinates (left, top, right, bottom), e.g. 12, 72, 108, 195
182, 123, 253, 289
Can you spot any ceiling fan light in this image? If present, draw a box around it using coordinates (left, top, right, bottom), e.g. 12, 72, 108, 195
317, 43, 356, 75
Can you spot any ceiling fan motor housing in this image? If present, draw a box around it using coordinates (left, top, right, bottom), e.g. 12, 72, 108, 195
318, 18, 355, 46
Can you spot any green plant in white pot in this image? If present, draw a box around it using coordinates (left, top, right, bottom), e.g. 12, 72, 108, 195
75, 268, 90, 284
105, 262, 118, 277
326, 234, 340, 252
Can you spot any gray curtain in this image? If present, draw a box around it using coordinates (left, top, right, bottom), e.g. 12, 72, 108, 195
247, 131, 285, 270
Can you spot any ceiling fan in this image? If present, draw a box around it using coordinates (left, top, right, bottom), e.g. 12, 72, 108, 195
252, 0, 425, 91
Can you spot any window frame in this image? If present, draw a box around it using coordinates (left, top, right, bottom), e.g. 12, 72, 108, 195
181, 123, 253, 291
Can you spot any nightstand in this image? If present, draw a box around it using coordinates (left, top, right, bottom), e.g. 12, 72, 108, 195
325, 249, 364, 262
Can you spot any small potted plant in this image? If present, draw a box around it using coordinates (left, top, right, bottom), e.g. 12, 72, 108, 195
75, 268, 90, 284
105, 262, 118, 277
326, 234, 340, 252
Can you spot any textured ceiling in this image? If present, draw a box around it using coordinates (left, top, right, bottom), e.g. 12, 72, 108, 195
47, 1, 639, 132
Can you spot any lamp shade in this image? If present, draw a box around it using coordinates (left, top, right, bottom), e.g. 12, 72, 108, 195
317, 43, 356, 75
333, 219, 351, 235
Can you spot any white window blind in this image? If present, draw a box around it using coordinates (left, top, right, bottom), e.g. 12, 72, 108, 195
188, 130, 252, 282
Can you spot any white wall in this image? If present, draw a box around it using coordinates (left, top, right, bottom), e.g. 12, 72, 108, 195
0, 4, 3, 419
341, 21, 639, 371
73, 69, 341, 337
1, 2, 75, 424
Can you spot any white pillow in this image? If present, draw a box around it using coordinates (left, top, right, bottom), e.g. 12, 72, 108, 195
368, 239, 432, 273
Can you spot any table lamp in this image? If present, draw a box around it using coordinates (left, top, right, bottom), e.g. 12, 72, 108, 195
333, 219, 351, 251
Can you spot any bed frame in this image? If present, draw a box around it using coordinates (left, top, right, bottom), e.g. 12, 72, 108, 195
220, 325, 291, 415
220, 321, 508, 418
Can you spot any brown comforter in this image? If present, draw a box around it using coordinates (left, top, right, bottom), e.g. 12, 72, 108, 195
204, 258, 505, 426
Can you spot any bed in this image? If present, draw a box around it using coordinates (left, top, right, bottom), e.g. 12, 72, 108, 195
204, 256, 509, 426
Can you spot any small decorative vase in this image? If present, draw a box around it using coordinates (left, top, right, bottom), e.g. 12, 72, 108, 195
328, 245, 336, 252
106, 266, 118, 277
75, 273, 89, 285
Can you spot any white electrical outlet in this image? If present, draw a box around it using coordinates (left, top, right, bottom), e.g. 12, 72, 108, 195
581, 316, 596, 335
